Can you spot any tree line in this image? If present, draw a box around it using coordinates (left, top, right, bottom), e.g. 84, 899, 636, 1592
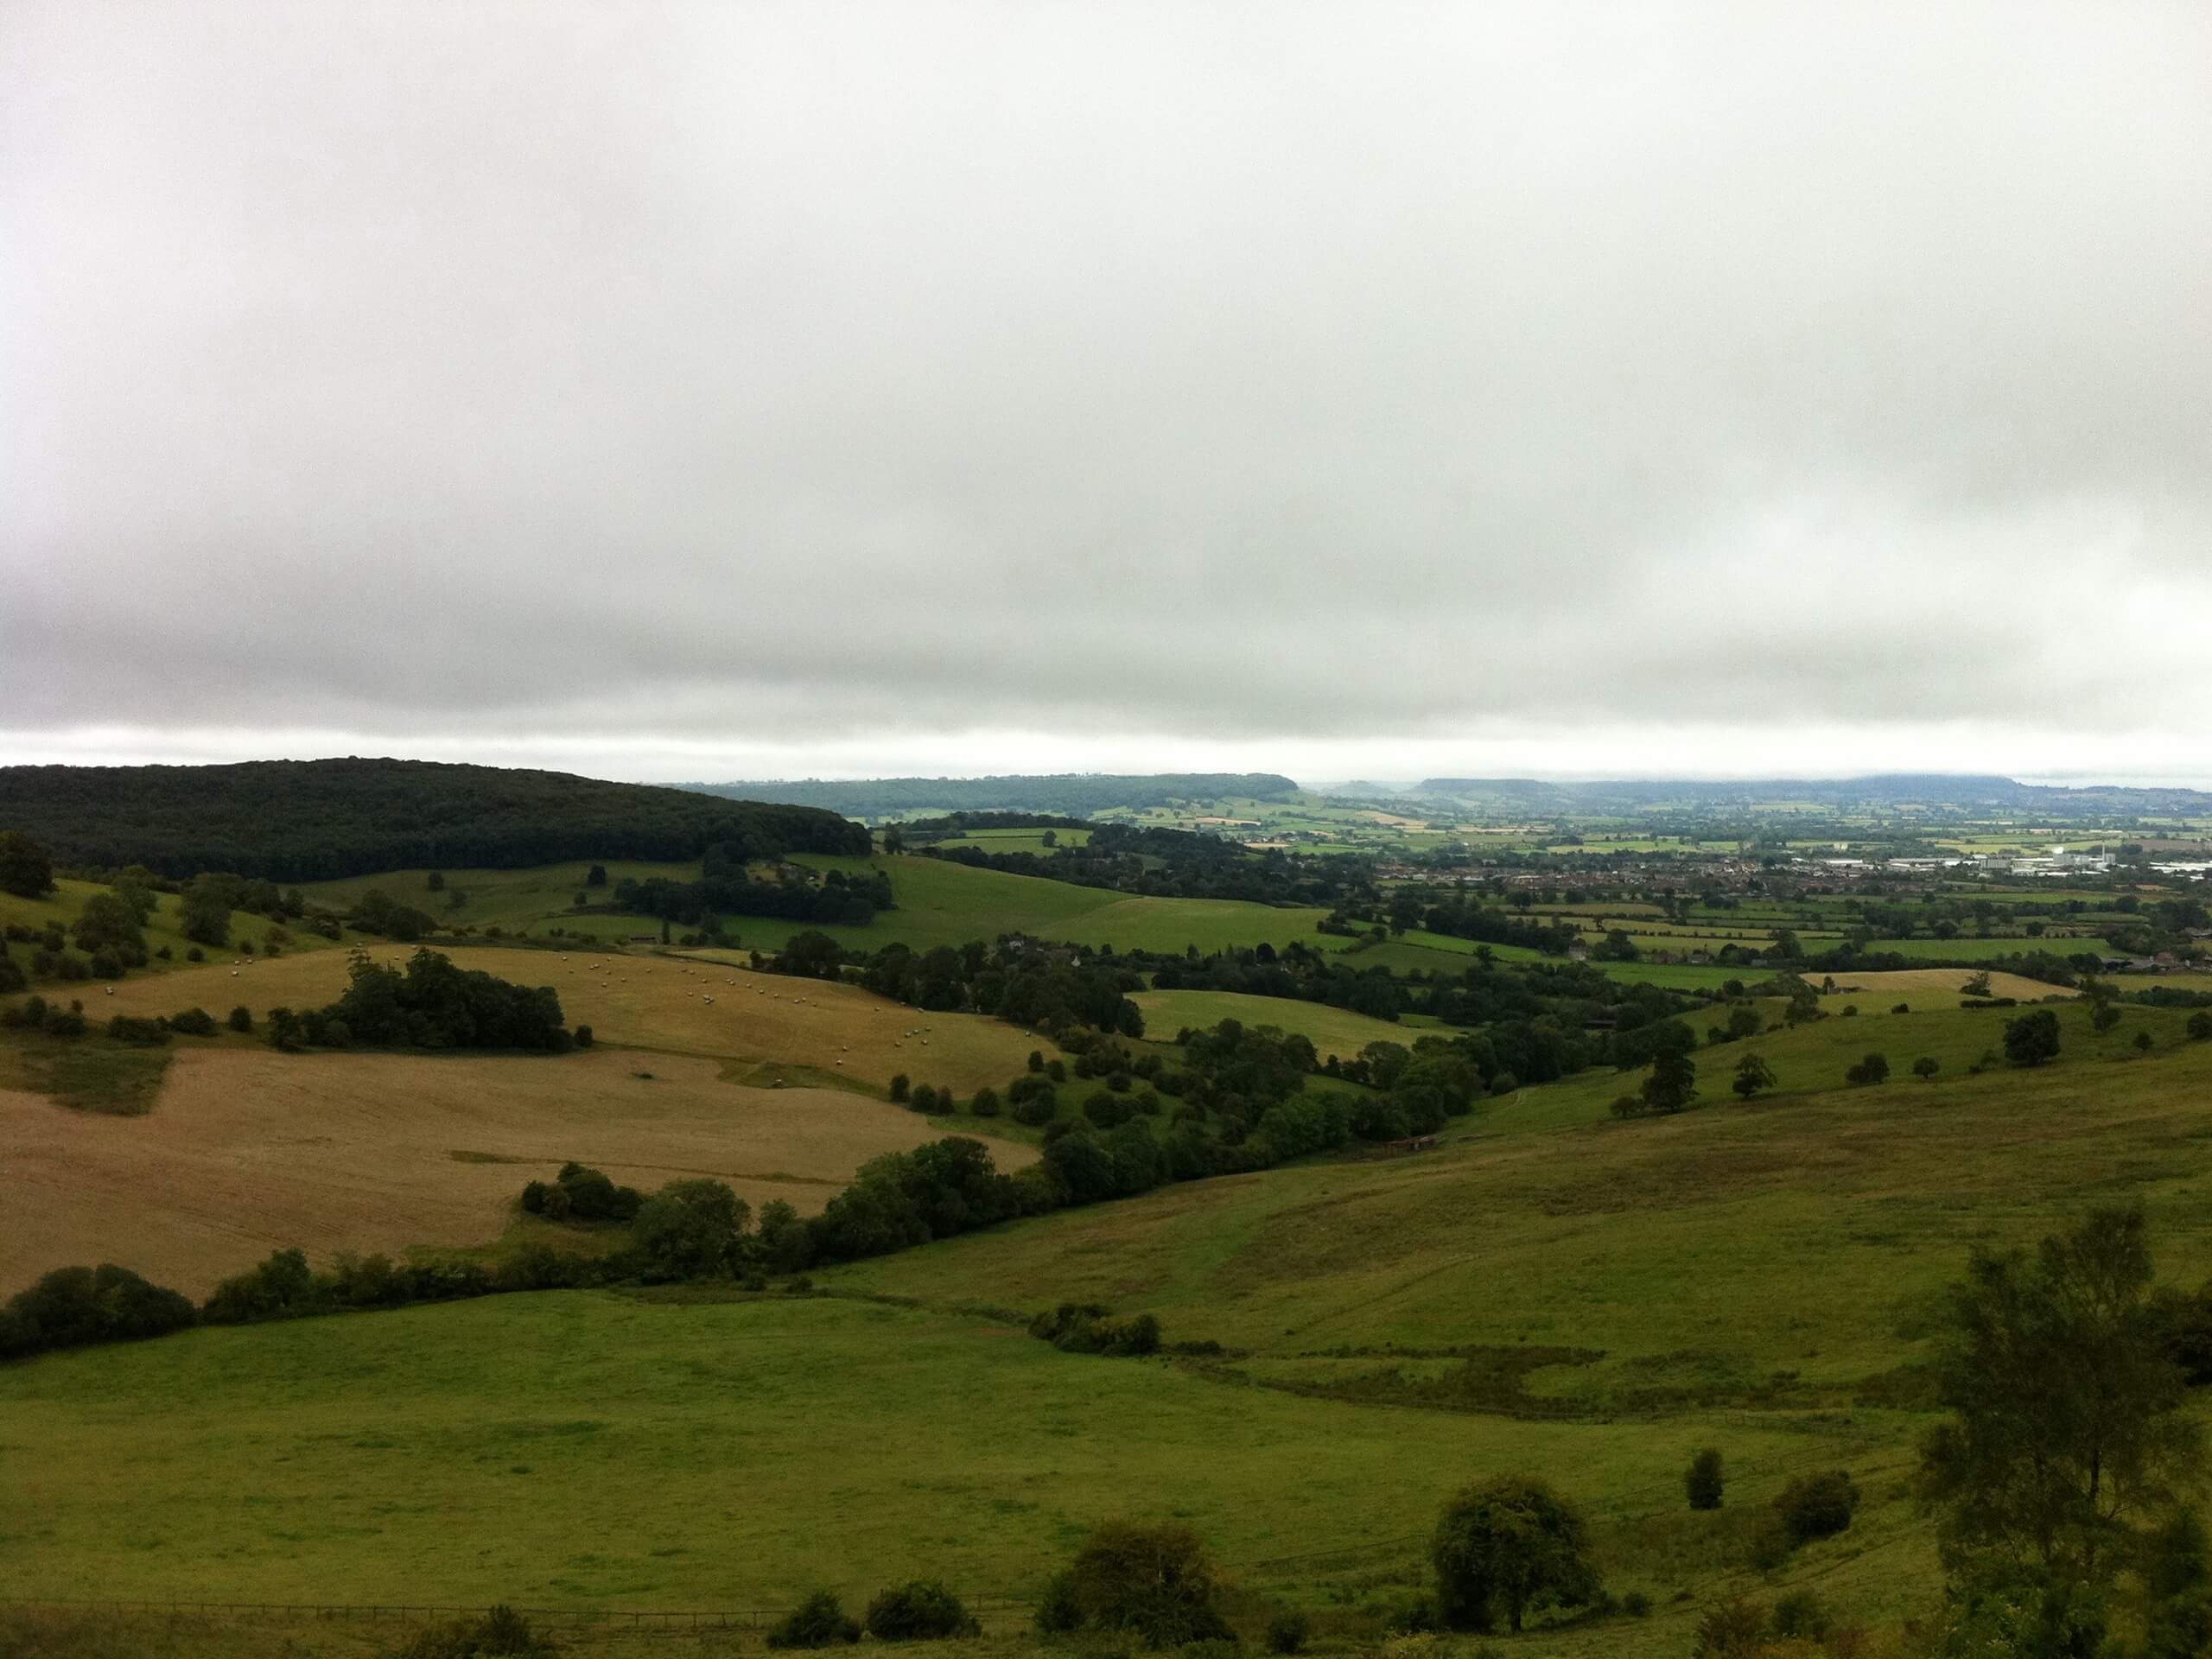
689, 772, 1300, 817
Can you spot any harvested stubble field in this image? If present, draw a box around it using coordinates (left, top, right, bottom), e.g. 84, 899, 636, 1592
92, 946, 1058, 1097
1808, 966, 2072, 1003
0, 1046, 1035, 1297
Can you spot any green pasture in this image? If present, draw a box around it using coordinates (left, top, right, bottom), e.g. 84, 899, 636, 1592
1870, 934, 2113, 961
921, 826, 1092, 855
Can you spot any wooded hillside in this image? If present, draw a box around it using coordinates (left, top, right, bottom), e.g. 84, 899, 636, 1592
0, 759, 869, 880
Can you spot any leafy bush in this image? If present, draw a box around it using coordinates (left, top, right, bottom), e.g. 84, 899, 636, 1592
520, 1162, 644, 1224
402, 1605, 556, 1657
1622, 1589, 1652, 1618
106, 1014, 170, 1045
1771, 1589, 1830, 1640
1266, 1610, 1311, 1653
167, 1007, 219, 1037
1058, 1520, 1231, 1648
1029, 1302, 1161, 1356
2190, 1011, 2212, 1042
1775, 1469, 1859, 1545
1694, 1595, 1767, 1657
1033, 1573, 1083, 1635
764, 1591, 860, 1649
861, 1580, 978, 1641
1684, 1447, 1724, 1510
227, 1005, 253, 1033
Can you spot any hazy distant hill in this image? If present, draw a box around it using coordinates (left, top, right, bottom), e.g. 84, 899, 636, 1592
1408, 774, 2212, 816
687, 772, 1300, 819
0, 759, 869, 880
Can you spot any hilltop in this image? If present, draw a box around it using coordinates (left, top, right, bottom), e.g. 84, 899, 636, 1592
0, 759, 868, 880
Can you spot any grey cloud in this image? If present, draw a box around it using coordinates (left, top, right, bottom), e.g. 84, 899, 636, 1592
3, 1, 2209, 774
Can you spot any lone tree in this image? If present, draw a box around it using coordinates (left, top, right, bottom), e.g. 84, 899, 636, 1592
2004, 1008, 2063, 1068
1432, 1475, 1599, 1633
1731, 1053, 1777, 1100
585, 864, 608, 888
1912, 1056, 1942, 1083
1685, 1448, 1725, 1510
1640, 1049, 1698, 1115
0, 831, 55, 899
1919, 1206, 2200, 1626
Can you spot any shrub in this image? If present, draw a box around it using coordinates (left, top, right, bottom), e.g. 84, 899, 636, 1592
1060, 1520, 1231, 1648
862, 1580, 978, 1641
1775, 1469, 1859, 1545
1771, 1589, 1830, 1641
1622, 1589, 1652, 1618
1267, 1610, 1311, 1654
1034, 1573, 1083, 1635
401, 1605, 554, 1657
971, 1085, 1001, 1118
889, 1072, 910, 1103
106, 1014, 170, 1046
1011, 1085, 1058, 1127
1912, 1056, 1940, 1082
1432, 1474, 1599, 1633
1685, 1447, 1724, 1510
911, 1083, 939, 1113
168, 1007, 219, 1037
227, 1005, 253, 1033
573, 1025, 593, 1047
765, 1591, 860, 1649
1694, 1596, 1768, 1657
1029, 1303, 1161, 1357
2190, 1011, 2212, 1042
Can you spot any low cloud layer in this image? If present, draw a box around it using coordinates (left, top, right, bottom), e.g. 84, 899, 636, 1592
5, 2, 2208, 781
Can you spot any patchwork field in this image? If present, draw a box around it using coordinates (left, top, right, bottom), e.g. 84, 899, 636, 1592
0, 1046, 1035, 1298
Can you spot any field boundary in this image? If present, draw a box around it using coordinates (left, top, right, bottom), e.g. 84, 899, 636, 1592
0, 1594, 1038, 1630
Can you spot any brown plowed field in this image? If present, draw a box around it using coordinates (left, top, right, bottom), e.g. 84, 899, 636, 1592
0, 1046, 1035, 1297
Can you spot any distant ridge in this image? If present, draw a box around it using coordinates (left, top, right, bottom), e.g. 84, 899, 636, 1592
0, 758, 868, 880
1405, 774, 2212, 814
686, 772, 1300, 819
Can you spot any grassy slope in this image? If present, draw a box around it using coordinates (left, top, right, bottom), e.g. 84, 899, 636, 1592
8, 995, 2212, 1645
1130, 988, 1433, 1062
299, 861, 702, 944
0, 879, 370, 980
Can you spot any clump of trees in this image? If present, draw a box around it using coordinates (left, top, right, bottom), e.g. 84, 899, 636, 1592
277, 948, 577, 1052
0, 1263, 196, 1360
521, 1162, 644, 1224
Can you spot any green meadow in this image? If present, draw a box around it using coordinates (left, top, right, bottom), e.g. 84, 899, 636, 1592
1130, 988, 1435, 1061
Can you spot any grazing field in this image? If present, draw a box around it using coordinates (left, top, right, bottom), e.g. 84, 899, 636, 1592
89, 946, 1058, 1098
0, 1046, 1034, 1298
1870, 933, 2114, 960
1131, 988, 1430, 1061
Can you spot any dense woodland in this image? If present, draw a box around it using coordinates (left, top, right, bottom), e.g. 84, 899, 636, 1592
0, 759, 868, 880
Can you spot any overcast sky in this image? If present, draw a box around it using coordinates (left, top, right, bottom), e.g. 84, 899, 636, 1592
4, 2, 2208, 786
